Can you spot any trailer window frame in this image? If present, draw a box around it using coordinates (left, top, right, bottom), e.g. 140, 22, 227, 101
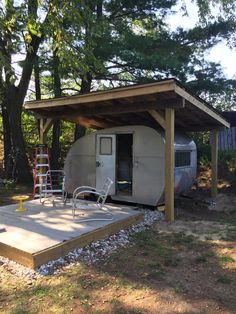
175, 151, 191, 167
99, 136, 113, 155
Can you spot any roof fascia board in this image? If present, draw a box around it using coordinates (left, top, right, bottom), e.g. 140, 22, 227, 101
24, 80, 175, 109
174, 84, 230, 128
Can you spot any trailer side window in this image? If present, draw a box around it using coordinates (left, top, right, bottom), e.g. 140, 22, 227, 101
100, 137, 112, 155
175, 151, 191, 167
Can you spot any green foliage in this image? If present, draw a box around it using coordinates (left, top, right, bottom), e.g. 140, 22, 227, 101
21, 110, 76, 168
191, 132, 211, 167
218, 150, 236, 170
219, 254, 235, 264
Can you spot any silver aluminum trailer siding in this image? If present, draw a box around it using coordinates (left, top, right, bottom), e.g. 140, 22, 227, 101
64, 125, 197, 206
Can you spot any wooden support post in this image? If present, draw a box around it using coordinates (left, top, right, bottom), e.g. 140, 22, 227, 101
39, 118, 53, 144
165, 108, 175, 222
211, 130, 218, 198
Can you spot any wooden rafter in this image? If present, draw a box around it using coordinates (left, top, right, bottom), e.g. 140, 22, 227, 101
32, 98, 184, 120
149, 110, 166, 129
39, 118, 53, 143
175, 85, 229, 128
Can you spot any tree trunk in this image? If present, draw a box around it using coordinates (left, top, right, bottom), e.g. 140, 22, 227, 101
74, 75, 91, 141
34, 55, 41, 101
1, 103, 13, 179
74, 124, 86, 142
34, 54, 41, 137
51, 49, 61, 170
6, 87, 32, 183
0, 68, 13, 179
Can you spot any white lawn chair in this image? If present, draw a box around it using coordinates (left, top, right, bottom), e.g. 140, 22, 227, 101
72, 177, 113, 221
40, 170, 67, 203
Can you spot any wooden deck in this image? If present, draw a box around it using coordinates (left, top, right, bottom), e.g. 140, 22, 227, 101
0, 198, 143, 269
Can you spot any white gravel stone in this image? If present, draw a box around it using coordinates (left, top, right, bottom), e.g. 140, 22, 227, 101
0, 209, 163, 280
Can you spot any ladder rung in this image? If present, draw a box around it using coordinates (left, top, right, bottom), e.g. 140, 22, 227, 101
35, 174, 48, 177
36, 154, 49, 158
36, 164, 49, 167
35, 184, 47, 188
42, 189, 63, 193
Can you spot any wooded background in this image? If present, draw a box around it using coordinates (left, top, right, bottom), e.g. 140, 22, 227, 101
0, 0, 236, 183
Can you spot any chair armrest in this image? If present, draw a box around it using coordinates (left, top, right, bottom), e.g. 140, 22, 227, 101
73, 186, 96, 198
73, 190, 102, 207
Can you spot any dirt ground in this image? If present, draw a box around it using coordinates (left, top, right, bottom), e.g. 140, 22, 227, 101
0, 177, 236, 313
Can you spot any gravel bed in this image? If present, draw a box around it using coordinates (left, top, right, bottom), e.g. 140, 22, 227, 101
0, 209, 163, 281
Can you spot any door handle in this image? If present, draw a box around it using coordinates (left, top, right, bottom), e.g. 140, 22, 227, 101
96, 161, 101, 167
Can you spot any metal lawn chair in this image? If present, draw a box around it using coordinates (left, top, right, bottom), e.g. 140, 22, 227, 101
40, 170, 67, 204
72, 177, 113, 222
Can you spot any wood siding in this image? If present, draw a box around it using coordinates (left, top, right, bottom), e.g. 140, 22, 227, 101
218, 127, 236, 151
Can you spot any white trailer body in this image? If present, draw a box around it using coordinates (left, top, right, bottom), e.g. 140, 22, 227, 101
64, 125, 197, 206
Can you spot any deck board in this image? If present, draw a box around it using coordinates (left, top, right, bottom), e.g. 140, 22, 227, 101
0, 198, 143, 269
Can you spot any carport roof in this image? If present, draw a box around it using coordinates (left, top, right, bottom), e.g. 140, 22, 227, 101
24, 78, 230, 131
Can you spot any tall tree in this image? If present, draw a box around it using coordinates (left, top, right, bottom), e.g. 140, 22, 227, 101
51, 48, 61, 170
0, 0, 47, 182
0, 0, 86, 181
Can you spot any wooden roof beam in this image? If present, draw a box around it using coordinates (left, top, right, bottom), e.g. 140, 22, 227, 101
32, 98, 185, 120
25, 80, 176, 109
66, 116, 111, 129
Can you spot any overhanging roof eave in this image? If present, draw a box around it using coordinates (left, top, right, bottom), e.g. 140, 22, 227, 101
24, 78, 230, 130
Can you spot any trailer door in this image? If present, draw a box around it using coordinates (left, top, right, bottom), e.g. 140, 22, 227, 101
96, 134, 116, 194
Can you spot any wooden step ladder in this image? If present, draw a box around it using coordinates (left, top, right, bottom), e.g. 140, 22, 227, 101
33, 144, 52, 198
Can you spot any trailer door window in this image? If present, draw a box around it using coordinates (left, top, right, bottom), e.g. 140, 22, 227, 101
100, 137, 112, 155
175, 151, 191, 167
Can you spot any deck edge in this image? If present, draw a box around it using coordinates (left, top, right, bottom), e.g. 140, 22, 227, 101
31, 212, 144, 269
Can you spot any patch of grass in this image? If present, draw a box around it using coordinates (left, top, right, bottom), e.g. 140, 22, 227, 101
115, 271, 126, 278
217, 275, 232, 284
80, 298, 93, 310
147, 269, 164, 279
172, 233, 195, 247
31, 284, 49, 297
147, 261, 162, 269
219, 210, 236, 226
133, 231, 171, 257
219, 254, 235, 264
174, 285, 185, 294
220, 228, 236, 241
133, 232, 158, 248
10, 309, 32, 314
115, 275, 141, 291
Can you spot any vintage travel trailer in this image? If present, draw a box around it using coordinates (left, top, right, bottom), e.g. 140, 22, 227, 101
64, 125, 197, 206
